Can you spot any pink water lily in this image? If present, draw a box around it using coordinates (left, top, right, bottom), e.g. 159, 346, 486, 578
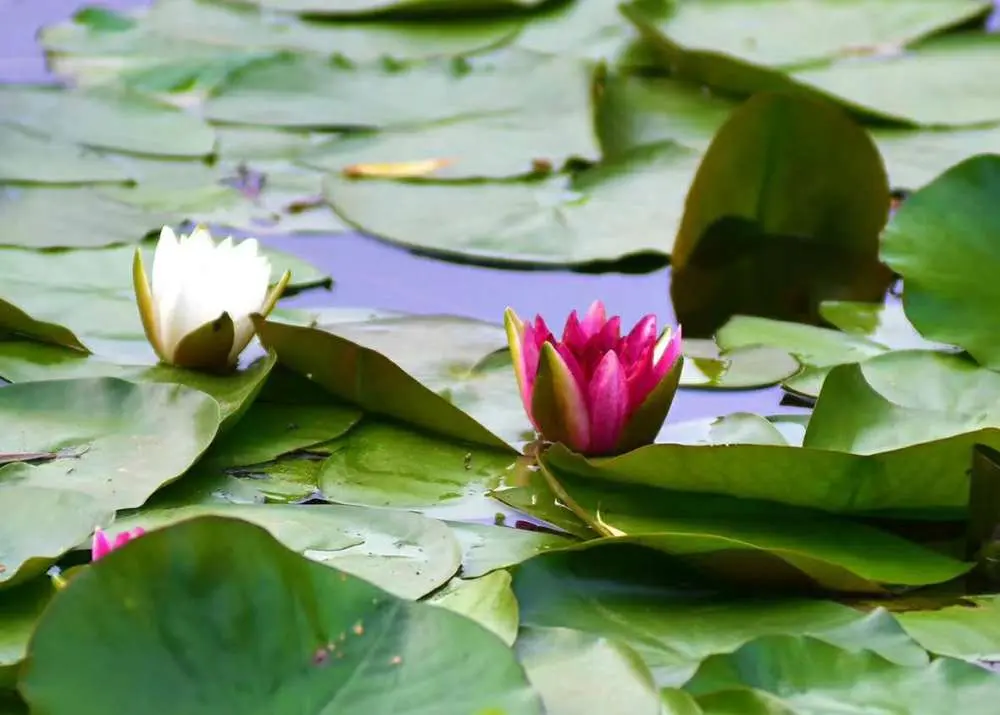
505, 301, 683, 456
91, 527, 146, 562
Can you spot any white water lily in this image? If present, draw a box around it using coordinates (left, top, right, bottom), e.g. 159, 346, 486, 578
133, 226, 290, 371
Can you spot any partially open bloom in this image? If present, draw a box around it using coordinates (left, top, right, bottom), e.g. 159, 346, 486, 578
92, 526, 146, 562
133, 226, 290, 372
505, 301, 683, 456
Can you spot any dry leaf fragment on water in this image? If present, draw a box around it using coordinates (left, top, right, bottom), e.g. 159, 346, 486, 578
342, 159, 453, 179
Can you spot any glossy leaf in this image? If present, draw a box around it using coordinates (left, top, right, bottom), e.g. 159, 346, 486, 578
110, 503, 461, 599
0, 298, 87, 352
18, 516, 543, 715
254, 317, 512, 449
881, 154, 1000, 369
0, 377, 220, 511
685, 634, 1000, 712
428, 571, 519, 646
448, 521, 575, 578
0, 580, 53, 687
896, 595, 1000, 661
513, 546, 930, 687
327, 141, 701, 268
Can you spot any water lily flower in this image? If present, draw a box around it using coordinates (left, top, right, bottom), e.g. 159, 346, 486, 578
505, 301, 683, 456
133, 226, 291, 372
91, 527, 146, 562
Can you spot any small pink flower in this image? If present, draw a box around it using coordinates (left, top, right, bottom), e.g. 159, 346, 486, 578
505, 301, 683, 456
91, 526, 146, 562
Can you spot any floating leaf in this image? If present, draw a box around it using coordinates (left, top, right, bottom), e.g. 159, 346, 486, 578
680, 340, 800, 389
514, 546, 930, 687
882, 154, 1000, 369
0, 85, 215, 157
0, 125, 128, 184
0, 580, 52, 687
111, 503, 461, 599
685, 634, 1000, 712
0, 486, 111, 588
19, 516, 543, 715
327, 141, 701, 267
0, 377, 220, 511
0, 297, 87, 352
896, 595, 1000, 662
448, 521, 574, 579
428, 571, 519, 645
223, 0, 549, 17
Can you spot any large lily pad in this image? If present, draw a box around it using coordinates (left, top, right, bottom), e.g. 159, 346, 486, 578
896, 595, 1000, 662
0, 342, 276, 427
670, 92, 891, 336
881, 154, 1000, 369
448, 521, 574, 578
111, 503, 461, 599
513, 545, 930, 687
535, 463, 970, 593
18, 516, 543, 715
0, 485, 112, 588
0, 377, 220, 510
0, 125, 129, 184
326, 141, 701, 267
685, 634, 1000, 712
0, 580, 53, 687
0, 84, 215, 157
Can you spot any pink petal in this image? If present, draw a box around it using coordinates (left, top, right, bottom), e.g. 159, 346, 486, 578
621, 315, 658, 364
537, 342, 591, 452
586, 351, 629, 454
555, 342, 588, 396
560, 311, 588, 354
624, 344, 658, 413
580, 301, 607, 338
652, 326, 683, 382
91, 528, 111, 561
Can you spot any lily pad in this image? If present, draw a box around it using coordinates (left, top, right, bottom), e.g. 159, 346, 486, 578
515, 627, 664, 715
0, 125, 129, 184
0, 580, 53, 687
225, 0, 549, 16
448, 521, 575, 578
0, 84, 215, 157
513, 545, 930, 687
670, 92, 891, 336
0, 342, 276, 427
327, 141, 702, 267
111, 503, 461, 599
254, 317, 511, 449
535, 463, 970, 593
428, 571, 519, 645
896, 595, 1000, 662
0, 298, 87, 352
685, 634, 1000, 712
881, 154, 1000, 369
18, 516, 543, 715
0, 485, 112, 588
680, 340, 800, 389
0, 377, 220, 511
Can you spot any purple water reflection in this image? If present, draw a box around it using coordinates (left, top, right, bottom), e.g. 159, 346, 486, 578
2, 0, 806, 422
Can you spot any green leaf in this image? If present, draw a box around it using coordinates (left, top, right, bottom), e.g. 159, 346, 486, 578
0, 377, 220, 511
18, 516, 543, 714
670, 93, 891, 336
624, 1, 999, 126
317, 314, 530, 446
680, 340, 800, 389
0, 580, 53, 688
317, 419, 516, 517
716, 315, 890, 398
513, 546, 930, 687
0, 85, 215, 157
685, 634, 1000, 712
428, 571, 519, 645
881, 154, 1000, 369
896, 595, 1000, 661
515, 627, 664, 715
624, 0, 990, 70
111, 503, 461, 599
873, 124, 1000, 190
223, 0, 549, 16
818, 300, 953, 353
535, 463, 970, 593
0, 125, 129, 184
326, 141, 702, 268
0, 486, 112, 588
254, 317, 512, 450
0, 298, 87, 352
0, 341, 275, 427
448, 521, 575, 579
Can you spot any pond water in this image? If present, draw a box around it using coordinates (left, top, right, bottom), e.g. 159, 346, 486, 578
0, 0, 804, 424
